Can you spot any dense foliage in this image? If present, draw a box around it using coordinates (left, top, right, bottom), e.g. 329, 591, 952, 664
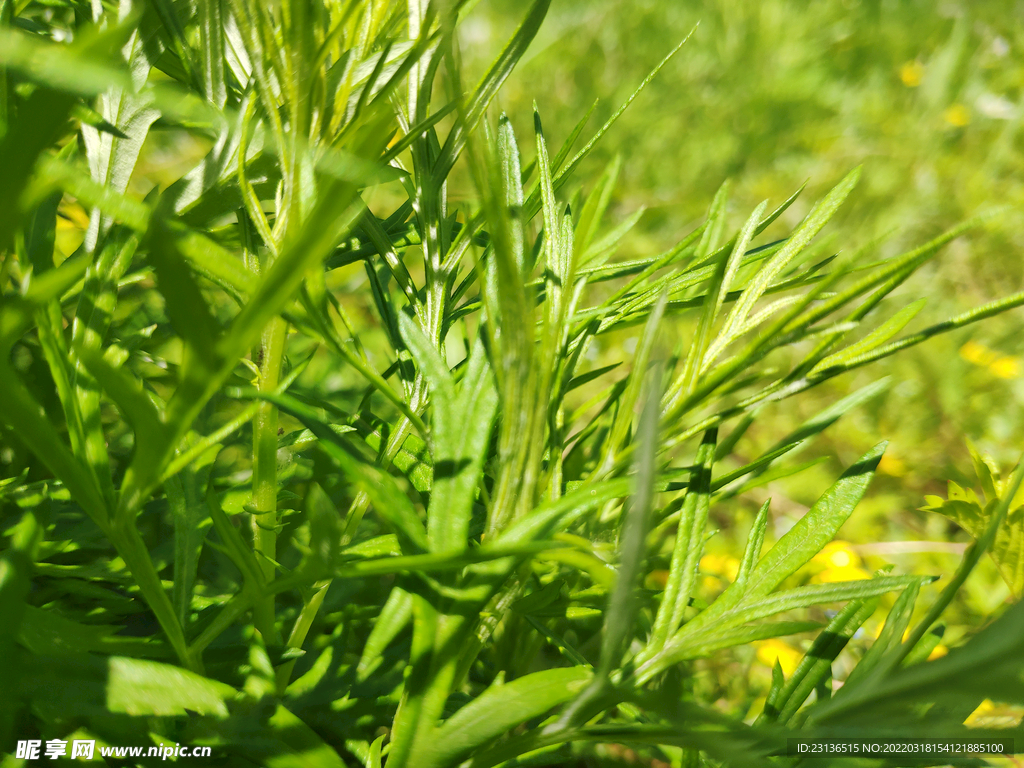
2, 0, 1024, 766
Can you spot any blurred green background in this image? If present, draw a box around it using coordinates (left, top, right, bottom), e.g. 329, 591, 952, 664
458, 0, 1024, 713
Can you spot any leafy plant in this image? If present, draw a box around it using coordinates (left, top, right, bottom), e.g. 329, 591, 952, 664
1, 1, 1023, 766
922, 441, 1024, 600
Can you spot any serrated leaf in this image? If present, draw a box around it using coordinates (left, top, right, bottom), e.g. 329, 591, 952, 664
930, 488, 1024, 599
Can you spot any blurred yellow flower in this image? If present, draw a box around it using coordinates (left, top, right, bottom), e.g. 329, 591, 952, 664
960, 340, 996, 366
900, 60, 923, 87
965, 699, 1024, 728
878, 453, 907, 477
755, 639, 802, 676
928, 644, 948, 661
812, 542, 869, 583
814, 541, 858, 569
700, 553, 740, 581
944, 103, 970, 127
959, 341, 1020, 378
989, 356, 1021, 379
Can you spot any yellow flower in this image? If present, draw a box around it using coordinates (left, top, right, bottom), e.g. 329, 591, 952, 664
878, 453, 907, 477
944, 103, 970, 127
814, 541, 858, 569
812, 542, 869, 583
960, 340, 996, 366
755, 639, 802, 676
928, 644, 948, 661
959, 341, 1020, 378
989, 356, 1021, 379
900, 61, 923, 87
700, 553, 740, 582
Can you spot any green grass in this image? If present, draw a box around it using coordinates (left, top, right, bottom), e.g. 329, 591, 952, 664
2, 1, 1024, 766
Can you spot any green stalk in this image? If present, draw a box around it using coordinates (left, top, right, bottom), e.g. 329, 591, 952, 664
251, 316, 287, 643
108, 520, 198, 672
275, 579, 330, 694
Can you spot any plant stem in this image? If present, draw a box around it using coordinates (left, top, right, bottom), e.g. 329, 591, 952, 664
275, 579, 330, 694
108, 520, 199, 672
251, 315, 287, 643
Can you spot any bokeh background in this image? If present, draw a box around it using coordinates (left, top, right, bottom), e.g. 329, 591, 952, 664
458, 0, 1024, 722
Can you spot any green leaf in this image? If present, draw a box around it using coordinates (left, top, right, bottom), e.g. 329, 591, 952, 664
648, 575, 923, 678
78, 345, 167, 443
650, 428, 717, 648
760, 596, 879, 724
662, 621, 822, 661
432, 0, 551, 186
809, 595, 1024, 729
599, 362, 661, 673
735, 499, 771, 589
843, 580, 921, 689
146, 215, 223, 363
166, 462, 212, 629
430, 340, 498, 554
0, 86, 74, 248
306, 482, 343, 576
356, 586, 413, 682
712, 379, 890, 493
719, 441, 886, 605
0, 545, 30, 746
22, 654, 235, 719
18, 605, 165, 658
497, 478, 633, 547
574, 154, 621, 258
720, 167, 861, 340
810, 299, 927, 374
423, 667, 592, 768
146, 0, 197, 90
197, 0, 226, 106
695, 180, 731, 263
260, 390, 428, 553
80, 22, 160, 252
684, 200, 767, 386
260, 704, 348, 768
924, 469, 1024, 599
599, 293, 667, 472
0, 349, 109, 527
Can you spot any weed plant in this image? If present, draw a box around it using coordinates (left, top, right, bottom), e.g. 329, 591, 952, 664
2, 1, 1024, 766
